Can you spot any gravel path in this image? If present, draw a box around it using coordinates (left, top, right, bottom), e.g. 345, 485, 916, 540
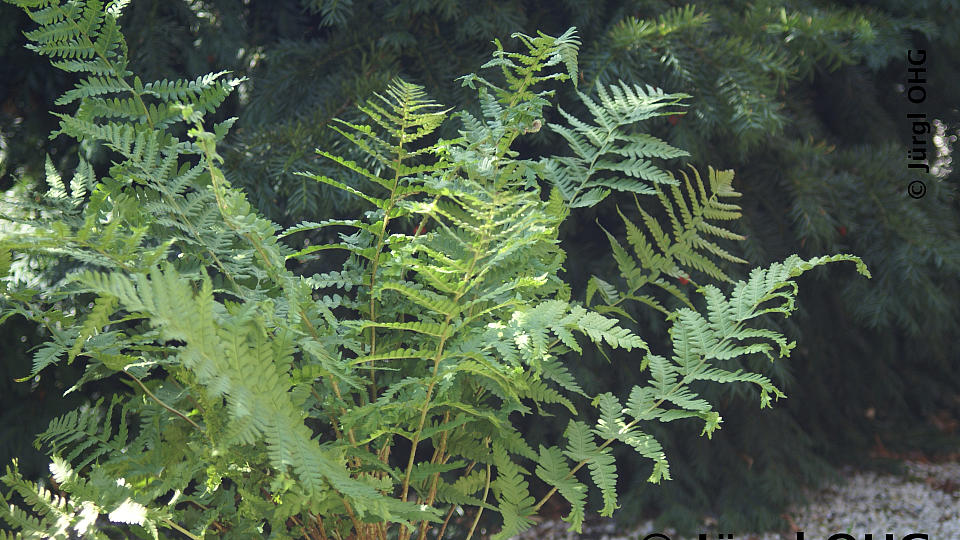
507, 460, 960, 539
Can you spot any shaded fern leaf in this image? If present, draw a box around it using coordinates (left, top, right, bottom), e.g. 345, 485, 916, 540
35, 395, 134, 473
587, 254, 869, 486
589, 166, 747, 314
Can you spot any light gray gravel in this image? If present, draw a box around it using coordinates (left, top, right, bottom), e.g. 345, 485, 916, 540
508, 460, 960, 539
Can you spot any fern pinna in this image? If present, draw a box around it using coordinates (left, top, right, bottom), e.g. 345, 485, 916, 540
0, 1, 869, 539
587, 165, 749, 318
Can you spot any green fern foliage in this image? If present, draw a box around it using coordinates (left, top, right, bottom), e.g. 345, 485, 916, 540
588, 166, 747, 317
630, 252, 870, 436
0, 456, 171, 539
34, 395, 132, 473
518, 254, 870, 535
541, 82, 691, 208
0, 2, 870, 538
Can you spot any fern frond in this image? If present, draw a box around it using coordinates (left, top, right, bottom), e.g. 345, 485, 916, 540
593, 392, 670, 483
0, 455, 168, 539
434, 469, 494, 510
75, 264, 442, 525
490, 443, 537, 540
0, 459, 77, 538
541, 82, 690, 208
562, 305, 648, 351
562, 420, 619, 517
534, 445, 587, 532
67, 294, 117, 362
36, 394, 133, 472
583, 254, 869, 487
589, 166, 748, 316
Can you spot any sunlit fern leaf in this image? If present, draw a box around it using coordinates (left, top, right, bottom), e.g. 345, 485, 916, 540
542, 82, 690, 208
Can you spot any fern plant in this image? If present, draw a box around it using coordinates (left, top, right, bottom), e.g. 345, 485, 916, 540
0, 1, 869, 539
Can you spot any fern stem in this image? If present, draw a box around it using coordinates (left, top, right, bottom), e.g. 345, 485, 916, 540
167, 377, 205, 416
338, 493, 365, 539
437, 461, 479, 540
416, 410, 451, 540
123, 370, 202, 431
365, 133, 406, 405
465, 458, 492, 540
397, 352, 443, 540
288, 513, 318, 539
398, 196, 491, 540
163, 518, 201, 540
436, 503, 459, 540
315, 515, 330, 540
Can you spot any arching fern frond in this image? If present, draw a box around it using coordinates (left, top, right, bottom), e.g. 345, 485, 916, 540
588, 254, 870, 486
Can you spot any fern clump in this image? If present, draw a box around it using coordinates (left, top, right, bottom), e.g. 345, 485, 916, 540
0, 1, 869, 539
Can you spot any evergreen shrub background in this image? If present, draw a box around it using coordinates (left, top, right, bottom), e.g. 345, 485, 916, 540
2, 0, 958, 535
